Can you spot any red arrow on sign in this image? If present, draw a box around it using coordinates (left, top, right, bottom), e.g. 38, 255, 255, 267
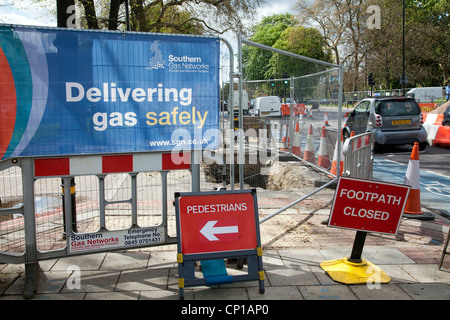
200, 221, 239, 241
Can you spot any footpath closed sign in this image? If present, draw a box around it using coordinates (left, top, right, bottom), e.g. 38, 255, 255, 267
328, 177, 410, 235
175, 190, 259, 255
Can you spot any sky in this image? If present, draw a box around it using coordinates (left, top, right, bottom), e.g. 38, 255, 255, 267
0, 0, 297, 28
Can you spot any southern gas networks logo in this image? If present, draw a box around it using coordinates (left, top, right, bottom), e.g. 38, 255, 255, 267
147, 40, 165, 70
147, 40, 210, 73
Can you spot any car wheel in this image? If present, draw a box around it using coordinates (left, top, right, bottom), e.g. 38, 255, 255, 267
343, 129, 350, 141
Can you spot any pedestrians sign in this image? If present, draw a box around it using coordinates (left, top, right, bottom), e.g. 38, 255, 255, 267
175, 190, 258, 254
174, 189, 264, 300
328, 177, 411, 235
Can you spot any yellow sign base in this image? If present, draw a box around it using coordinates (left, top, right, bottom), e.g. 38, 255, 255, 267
320, 257, 391, 285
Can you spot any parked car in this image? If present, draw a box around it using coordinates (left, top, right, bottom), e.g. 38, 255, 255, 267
343, 97, 427, 152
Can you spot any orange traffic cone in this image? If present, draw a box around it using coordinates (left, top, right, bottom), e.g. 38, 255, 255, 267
309, 107, 313, 118
343, 112, 349, 127
292, 120, 302, 156
403, 142, 422, 214
282, 124, 287, 144
317, 126, 331, 169
303, 124, 315, 163
323, 112, 330, 126
330, 131, 344, 176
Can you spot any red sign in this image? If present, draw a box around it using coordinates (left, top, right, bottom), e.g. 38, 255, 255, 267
328, 177, 410, 235
176, 192, 257, 255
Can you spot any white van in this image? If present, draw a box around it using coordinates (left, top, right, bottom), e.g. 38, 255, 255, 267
230, 90, 249, 115
406, 87, 443, 103
250, 96, 281, 117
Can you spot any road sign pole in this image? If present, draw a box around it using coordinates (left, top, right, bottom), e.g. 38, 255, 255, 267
348, 231, 367, 263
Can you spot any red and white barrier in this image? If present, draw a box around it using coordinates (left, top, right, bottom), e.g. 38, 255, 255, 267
34, 152, 191, 177
423, 113, 450, 148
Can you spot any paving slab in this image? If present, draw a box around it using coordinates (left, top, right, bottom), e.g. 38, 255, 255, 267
100, 251, 150, 270
248, 285, 303, 300
139, 289, 180, 300
349, 283, 412, 300
50, 253, 106, 271
193, 287, 249, 300
398, 283, 450, 300
61, 270, 120, 293
362, 247, 416, 265
400, 264, 450, 283
265, 266, 320, 286
84, 291, 140, 300
147, 251, 178, 269
115, 268, 171, 291
373, 264, 417, 283
298, 284, 357, 300
278, 249, 325, 266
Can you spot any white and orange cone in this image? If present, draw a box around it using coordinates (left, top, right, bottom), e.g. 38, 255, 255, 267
317, 126, 331, 169
343, 112, 349, 127
403, 142, 423, 214
303, 124, 315, 163
330, 131, 344, 176
292, 120, 302, 156
309, 107, 313, 118
282, 124, 288, 144
323, 112, 330, 126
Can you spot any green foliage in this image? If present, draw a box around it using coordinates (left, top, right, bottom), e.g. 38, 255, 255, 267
243, 13, 332, 82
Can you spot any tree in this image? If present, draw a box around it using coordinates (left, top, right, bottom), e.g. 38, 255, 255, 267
267, 25, 333, 79
242, 14, 332, 100
295, 0, 369, 92
242, 13, 295, 81
57, 0, 263, 33
365, 0, 450, 88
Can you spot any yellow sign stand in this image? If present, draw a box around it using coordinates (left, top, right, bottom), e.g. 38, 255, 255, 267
320, 257, 391, 285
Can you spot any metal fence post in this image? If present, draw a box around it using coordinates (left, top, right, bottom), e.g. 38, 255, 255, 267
22, 158, 39, 299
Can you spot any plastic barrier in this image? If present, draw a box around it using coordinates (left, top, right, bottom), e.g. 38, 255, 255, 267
419, 103, 439, 113
281, 103, 306, 117
423, 113, 450, 148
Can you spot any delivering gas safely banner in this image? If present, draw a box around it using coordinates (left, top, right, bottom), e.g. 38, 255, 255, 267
0, 25, 220, 160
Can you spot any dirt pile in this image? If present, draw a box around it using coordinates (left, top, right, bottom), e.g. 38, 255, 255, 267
265, 162, 329, 191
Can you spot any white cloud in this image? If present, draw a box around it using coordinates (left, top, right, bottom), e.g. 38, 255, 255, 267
256, 0, 296, 19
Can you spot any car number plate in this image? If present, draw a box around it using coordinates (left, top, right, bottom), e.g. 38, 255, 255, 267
261, 112, 270, 115
391, 119, 411, 125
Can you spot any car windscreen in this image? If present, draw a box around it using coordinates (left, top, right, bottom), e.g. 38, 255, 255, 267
375, 100, 421, 116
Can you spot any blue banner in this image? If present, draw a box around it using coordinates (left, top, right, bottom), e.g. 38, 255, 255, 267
0, 25, 220, 160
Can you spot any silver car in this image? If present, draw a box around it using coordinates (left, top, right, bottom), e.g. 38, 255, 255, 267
344, 97, 427, 152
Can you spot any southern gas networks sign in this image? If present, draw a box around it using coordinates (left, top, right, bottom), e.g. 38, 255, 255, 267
0, 25, 220, 160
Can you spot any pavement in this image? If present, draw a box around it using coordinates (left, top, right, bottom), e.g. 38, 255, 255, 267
1, 186, 449, 304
